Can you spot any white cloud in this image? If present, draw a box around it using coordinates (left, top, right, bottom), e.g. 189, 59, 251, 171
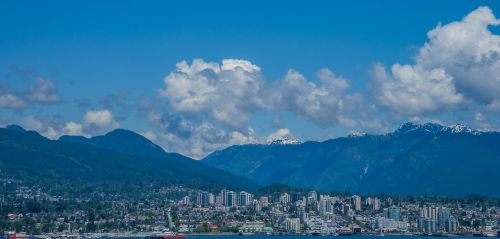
220, 59, 261, 72
83, 110, 117, 127
418, 6, 500, 105
82, 109, 120, 134
373, 6, 500, 115
0, 93, 26, 109
62, 121, 85, 136
158, 59, 266, 128
25, 78, 61, 104
21, 116, 60, 139
0, 77, 61, 110
152, 59, 367, 157
373, 63, 464, 115
316, 68, 349, 90
13, 110, 119, 140
268, 69, 359, 127
266, 128, 293, 142
153, 122, 259, 159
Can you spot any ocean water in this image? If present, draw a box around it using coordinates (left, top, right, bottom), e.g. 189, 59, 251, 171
184, 237, 477, 239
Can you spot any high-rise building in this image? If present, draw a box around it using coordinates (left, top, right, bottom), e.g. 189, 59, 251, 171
238, 191, 252, 206
418, 217, 437, 233
215, 194, 222, 205
208, 193, 215, 205
373, 198, 381, 211
292, 193, 302, 202
319, 195, 337, 217
297, 205, 307, 223
387, 206, 401, 221
180, 195, 190, 205
307, 191, 317, 204
419, 208, 428, 218
280, 193, 291, 204
437, 207, 451, 231
365, 197, 373, 206
196, 192, 210, 206
352, 195, 362, 211
343, 204, 353, 216
285, 218, 301, 232
221, 189, 236, 207
447, 217, 458, 232
259, 196, 269, 207
252, 199, 261, 212
426, 206, 438, 220
386, 197, 393, 206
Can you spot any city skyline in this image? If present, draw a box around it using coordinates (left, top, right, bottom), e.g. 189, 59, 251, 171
1, 1, 500, 237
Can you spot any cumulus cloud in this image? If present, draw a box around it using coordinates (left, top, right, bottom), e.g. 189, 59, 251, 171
268, 69, 360, 128
62, 121, 85, 136
373, 63, 464, 115
155, 122, 259, 159
21, 116, 61, 139
82, 110, 119, 134
150, 58, 368, 157
158, 59, 266, 128
316, 68, 349, 90
418, 6, 500, 105
13, 109, 119, 140
138, 101, 260, 158
373, 6, 500, 115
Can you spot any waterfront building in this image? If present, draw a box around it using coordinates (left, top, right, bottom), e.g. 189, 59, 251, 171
447, 216, 458, 232
297, 204, 307, 223
437, 207, 451, 231
285, 218, 301, 233
376, 217, 408, 231
238, 221, 269, 233
426, 206, 438, 220
418, 217, 437, 233
387, 206, 401, 221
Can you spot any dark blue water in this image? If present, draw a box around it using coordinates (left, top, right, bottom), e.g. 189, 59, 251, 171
184, 237, 477, 239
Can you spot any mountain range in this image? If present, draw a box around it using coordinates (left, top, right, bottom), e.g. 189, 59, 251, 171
0, 125, 258, 192
1, 122, 499, 197
202, 122, 500, 197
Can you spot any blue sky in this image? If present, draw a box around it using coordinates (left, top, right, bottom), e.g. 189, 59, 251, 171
1, 0, 500, 158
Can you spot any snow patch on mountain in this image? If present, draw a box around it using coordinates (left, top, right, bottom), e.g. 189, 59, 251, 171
270, 136, 302, 145
395, 122, 482, 135
348, 131, 367, 138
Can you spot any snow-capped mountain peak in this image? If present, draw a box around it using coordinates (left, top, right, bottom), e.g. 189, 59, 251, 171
395, 122, 482, 135
269, 136, 301, 145
444, 124, 481, 135
348, 131, 366, 138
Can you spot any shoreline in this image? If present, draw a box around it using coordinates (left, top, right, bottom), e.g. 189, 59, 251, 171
22, 233, 485, 238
